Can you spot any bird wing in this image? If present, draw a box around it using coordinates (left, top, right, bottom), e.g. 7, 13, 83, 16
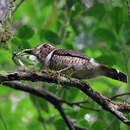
53, 49, 90, 61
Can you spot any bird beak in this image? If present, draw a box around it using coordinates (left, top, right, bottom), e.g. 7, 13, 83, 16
23, 49, 34, 55
12, 49, 34, 63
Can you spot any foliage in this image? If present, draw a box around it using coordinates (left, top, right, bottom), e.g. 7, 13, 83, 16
0, 0, 130, 130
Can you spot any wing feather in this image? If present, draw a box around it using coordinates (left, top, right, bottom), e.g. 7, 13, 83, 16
53, 49, 90, 61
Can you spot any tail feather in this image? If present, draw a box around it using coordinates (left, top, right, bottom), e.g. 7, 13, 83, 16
100, 65, 128, 83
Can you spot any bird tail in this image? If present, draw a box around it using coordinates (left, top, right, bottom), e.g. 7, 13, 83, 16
100, 65, 128, 83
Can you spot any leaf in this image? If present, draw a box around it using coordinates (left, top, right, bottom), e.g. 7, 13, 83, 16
37, 98, 49, 113
78, 119, 90, 129
95, 28, 116, 42
18, 25, 34, 39
64, 88, 79, 101
110, 7, 123, 33
9, 37, 22, 52
54, 119, 67, 130
70, 1, 83, 20
85, 3, 106, 20
30, 95, 49, 113
38, 29, 60, 44
91, 120, 106, 129
9, 37, 31, 53
21, 39, 31, 48
66, 0, 75, 10
95, 54, 116, 66
123, 24, 130, 45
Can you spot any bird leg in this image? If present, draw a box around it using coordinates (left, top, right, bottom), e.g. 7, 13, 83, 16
55, 66, 74, 89
56, 66, 75, 81
56, 66, 73, 74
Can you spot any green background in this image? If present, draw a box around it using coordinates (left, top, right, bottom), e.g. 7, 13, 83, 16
0, 0, 130, 129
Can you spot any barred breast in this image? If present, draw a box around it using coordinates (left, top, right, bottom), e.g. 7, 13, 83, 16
49, 55, 100, 79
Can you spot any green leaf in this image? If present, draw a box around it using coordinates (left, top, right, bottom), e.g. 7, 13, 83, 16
21, 39, 31, 48
66, 0, 75, 10
64, 88, 79, 101
110, 7, 123, 33
9, 37, 22, 52
95, 54, 116, 66
54, 119, 67, 130
38, 98, 49, 113
18, 25, 34, 39
70, 1, 83, 20
91, 120, 106, 129
86, 3, 105, 20
30, 95, 49, 113
95, 28, 116, 42
9, 37, 31, 53
38, 29, 60, 44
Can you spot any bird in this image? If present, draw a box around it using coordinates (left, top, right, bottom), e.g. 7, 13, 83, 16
24, 43, 128, 83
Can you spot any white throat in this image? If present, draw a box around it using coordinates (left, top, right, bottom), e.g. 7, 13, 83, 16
44, 49, 57, 68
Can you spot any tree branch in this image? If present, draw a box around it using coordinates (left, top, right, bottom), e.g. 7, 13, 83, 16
0, 70, 130, 126
110, 92, 130, 100
1, 81, 87, 130
61, 99, 101, 112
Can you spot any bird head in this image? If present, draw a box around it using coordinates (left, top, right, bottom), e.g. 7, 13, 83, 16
34, 43, 56, 56
24, 43, 57, 65
24, 43, 56, 56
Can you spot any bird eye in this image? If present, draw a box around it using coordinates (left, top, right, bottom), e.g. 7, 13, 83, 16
43, 44, 54, 48
43, 44, 50, 48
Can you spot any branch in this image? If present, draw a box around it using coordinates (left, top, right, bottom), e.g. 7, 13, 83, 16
12, 0, 24, 15
61, 100, 101, 112
126, 0, 130, 21
1, 81, 86, 130
110, 92, 130, 100
0, 70, 130, 126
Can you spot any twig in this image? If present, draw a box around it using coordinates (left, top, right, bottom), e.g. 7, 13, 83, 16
12, 0, 24, 14
61, 99, 93, 105
77, 105, 101, 112
61, 99, 101, 112
126, 0, 130, 20
110, 92, 130, 100
55, 105, 75, 130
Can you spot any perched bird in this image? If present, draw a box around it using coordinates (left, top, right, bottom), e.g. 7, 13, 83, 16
24, 43, 128, 83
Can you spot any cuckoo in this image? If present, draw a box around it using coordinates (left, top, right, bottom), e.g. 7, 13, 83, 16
24, 44, 128, 83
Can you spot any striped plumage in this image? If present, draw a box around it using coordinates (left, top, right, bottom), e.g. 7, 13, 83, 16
25, 44, 128, 83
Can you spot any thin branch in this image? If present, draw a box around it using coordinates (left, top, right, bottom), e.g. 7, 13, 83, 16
55, 105, 75, 130
110, 92, 130, 100
61, 100, 101, 112
126, 0, 130, 21
61, 99, 92, 105
12, 0, 24, 14
0, 70, 130, 126
77, 105, 101, 112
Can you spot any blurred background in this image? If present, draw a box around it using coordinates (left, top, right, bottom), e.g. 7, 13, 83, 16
0, 0, 130, 129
